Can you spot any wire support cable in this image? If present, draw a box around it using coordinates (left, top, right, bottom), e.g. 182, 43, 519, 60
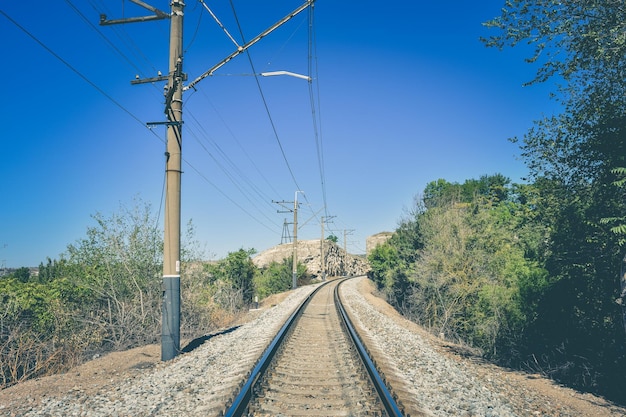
0, 8, 165, 145
198, 0, 241, 48
191, 89, 282, 199
306, 4, 328, 220
227, 0, 303, 192
183, 114, 281, 227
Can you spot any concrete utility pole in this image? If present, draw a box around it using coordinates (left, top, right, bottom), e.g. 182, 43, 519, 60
292, 191, 304, 289
161, 0, 185, 362
104, 0, 314, 361
343, 229, 355, 254
273, 192, 303, 288
320, 215, 335, 281
100, 0, 184, 361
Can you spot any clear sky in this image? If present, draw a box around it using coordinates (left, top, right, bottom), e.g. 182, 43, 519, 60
0, 1, 559, 268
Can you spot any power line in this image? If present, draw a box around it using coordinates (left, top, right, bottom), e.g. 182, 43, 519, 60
228, 0, 304, 192
67, 0, 146, 79
187, 88, 281, 199
183, 158, 279, 234
183, 116, 280, 227
0, 7, 165, 145
306, 3, 329, 219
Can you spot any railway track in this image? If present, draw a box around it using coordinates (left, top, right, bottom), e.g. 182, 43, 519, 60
223, 278, 405, 417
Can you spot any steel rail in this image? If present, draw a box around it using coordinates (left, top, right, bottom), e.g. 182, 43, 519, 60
335, 278, 404, 417
223, 282, 327, 417
223, 278, 403, 416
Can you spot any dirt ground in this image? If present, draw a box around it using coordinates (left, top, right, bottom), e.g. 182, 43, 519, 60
1, 280, 625, 416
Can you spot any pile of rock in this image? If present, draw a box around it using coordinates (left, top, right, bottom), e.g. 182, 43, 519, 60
253, 239, 369, 278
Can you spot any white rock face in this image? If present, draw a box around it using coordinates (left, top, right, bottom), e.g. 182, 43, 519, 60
252, 239, 369, 278
365, 231, 393, 256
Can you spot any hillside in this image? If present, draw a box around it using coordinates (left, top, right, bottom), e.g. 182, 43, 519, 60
252, 239, 369, 278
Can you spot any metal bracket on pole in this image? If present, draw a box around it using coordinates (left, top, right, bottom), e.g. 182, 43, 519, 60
184, 0, 315, 91
147, 121, 183, 127
99, 0, 169, 25
131, 73, 187, 85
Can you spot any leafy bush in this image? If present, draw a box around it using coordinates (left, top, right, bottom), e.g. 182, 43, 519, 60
254, 256, 308, 300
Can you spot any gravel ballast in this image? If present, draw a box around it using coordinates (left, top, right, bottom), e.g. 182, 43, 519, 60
2, 276, 625, 416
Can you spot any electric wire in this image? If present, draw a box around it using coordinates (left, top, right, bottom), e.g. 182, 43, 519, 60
183, 112, 280, 228
66, 0, 147, 80
307, 4, 329, 219
90, 0, 165, 78
14, 2, 330, 246
187, 90, 278, 201
85, 0, 282, 233
85, 0, 167, 106
228, 0, 303, 193
0, 8, 165, 146
186, 122, 279, 218
184, 0, 203, 54
183, 159, 279, 234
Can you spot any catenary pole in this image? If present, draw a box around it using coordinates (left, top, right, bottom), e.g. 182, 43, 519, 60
320, 217, 324, 281
320, 215, 335, 280
161, 0, 184, 361
292, 191, 303, 289
99, 0, 183, 362
102, 0, 315, 361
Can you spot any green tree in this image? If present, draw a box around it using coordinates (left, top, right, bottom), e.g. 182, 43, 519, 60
63, 199, 163, 349
423, 174, 511, 208
8, 267, 30, 283
254, 257, 307, 300
423, 178, 461, 208
205, 249, 257, 310
484, 2, 626, 400
409, 197, 544, 356
367, 242, 400, 291
484, 2, 626, 185
37, 258, 67, 284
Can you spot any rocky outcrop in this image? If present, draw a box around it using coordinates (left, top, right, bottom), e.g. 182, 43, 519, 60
365, 232, 393, 256
253, 239, 369, 278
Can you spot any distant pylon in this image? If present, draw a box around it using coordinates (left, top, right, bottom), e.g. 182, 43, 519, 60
281, 218, 292, 244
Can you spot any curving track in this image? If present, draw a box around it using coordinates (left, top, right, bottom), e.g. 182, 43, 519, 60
223, 278, 404, 417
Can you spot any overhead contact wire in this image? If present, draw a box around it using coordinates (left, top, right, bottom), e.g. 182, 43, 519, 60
228, 0, 303, 192
0, 8, 165, 145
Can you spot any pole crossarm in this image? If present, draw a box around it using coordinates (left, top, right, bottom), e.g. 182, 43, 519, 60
184, 0, 314, 91
99, 0, 169, 25
273, 200, 295, 213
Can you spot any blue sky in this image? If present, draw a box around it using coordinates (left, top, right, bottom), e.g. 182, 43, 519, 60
0, 1, 559, 268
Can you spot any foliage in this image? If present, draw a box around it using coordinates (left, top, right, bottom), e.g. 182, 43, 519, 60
0, 276, 96, 386
409, 189, 547, 356
62, 200, 164, 350
600, 168, 626, 242
327, 235, 338, 243
0, 198, 246, 389
367, 242, 399, 290
423, 174, 511, 208
204, 249, 257, 311
482, 1, 626, 89
5, 267, 31, 283
371, 175, 549, 356
253, 256, 307, 300
482, 1, 626, 401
